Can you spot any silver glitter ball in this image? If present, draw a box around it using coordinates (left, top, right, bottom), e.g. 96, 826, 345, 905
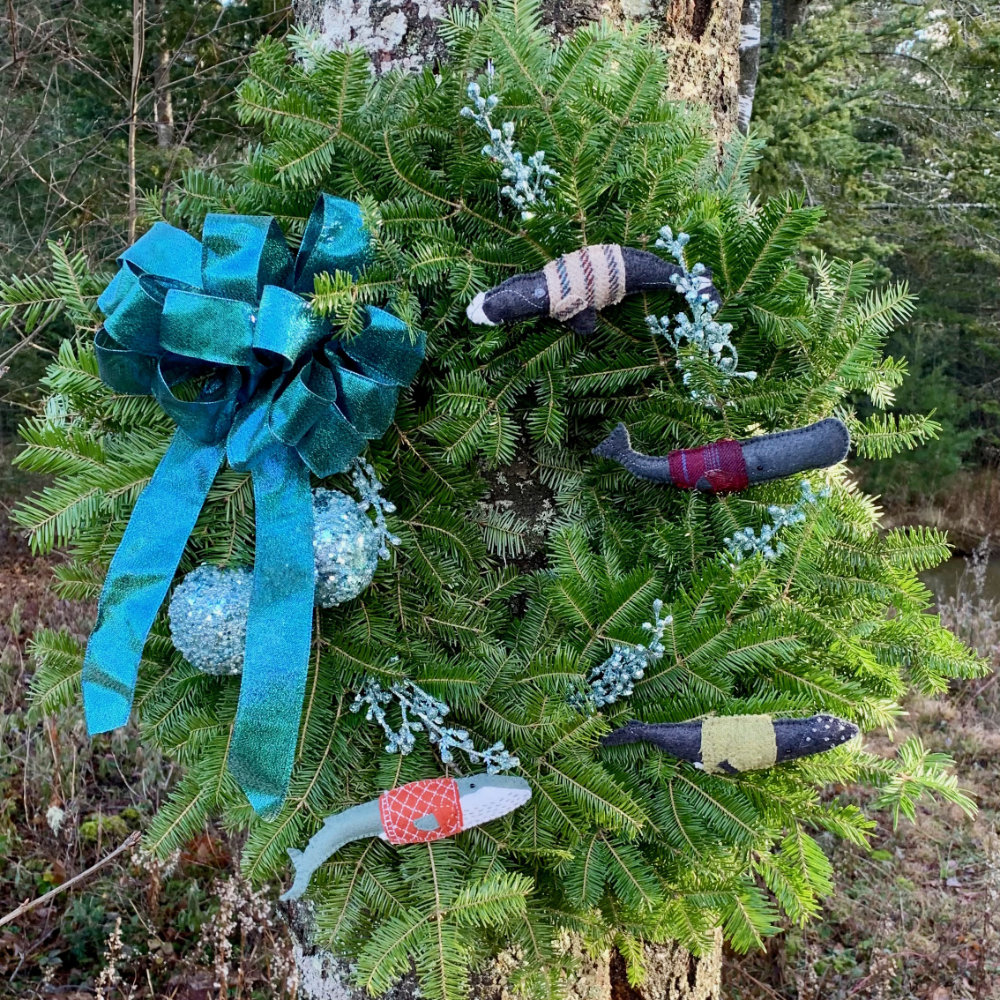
312, 488, 380, 608
168, 564, 252, 676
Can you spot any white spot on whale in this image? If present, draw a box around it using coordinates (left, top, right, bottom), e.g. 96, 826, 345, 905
466, 292, 495, 326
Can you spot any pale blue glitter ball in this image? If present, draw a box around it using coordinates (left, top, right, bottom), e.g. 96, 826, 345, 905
312, 488, 380, 608
168, 564, 253, 676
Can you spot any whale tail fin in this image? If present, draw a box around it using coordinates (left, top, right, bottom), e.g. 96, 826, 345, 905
593, 423, 632, 462
600, 719, 645, 747
280, 847, 312, 902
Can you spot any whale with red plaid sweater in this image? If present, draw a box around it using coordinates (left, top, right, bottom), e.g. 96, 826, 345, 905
280, 774, 531, 901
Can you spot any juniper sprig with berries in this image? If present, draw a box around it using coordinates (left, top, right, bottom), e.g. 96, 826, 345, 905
7, 2, 983, 997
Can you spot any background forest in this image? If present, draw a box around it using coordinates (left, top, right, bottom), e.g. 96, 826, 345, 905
1, 0, 999, 998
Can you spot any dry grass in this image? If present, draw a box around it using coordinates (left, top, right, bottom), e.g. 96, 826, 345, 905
726, 544, 1000, 1000
0, 518, 300, 999
880, 468, 1000, 557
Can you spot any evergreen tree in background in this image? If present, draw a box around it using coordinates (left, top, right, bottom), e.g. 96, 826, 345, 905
752, 0, 1000, 502
5, 3, 984, 996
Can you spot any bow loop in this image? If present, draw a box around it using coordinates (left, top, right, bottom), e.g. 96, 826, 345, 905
294, 194, 370, 292
95, 328, 159, 395
98, 221, 203, 317
254, 284, 331, 363
102, 267, 173, 357
160, 289, 257, 367
267, 363, 334, 451
202, 214, 294, 302
344, 306, 426, 385
331, 363, 399, 439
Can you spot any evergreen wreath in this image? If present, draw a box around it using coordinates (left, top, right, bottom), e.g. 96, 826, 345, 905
7, 2, 984, 997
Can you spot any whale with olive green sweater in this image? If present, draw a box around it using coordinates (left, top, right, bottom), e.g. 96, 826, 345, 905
601, 714, 859, 773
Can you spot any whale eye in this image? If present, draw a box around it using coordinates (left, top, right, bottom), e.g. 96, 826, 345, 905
533, 286, 545, 298
756, 465, 764, 471
469, 782, 477, 788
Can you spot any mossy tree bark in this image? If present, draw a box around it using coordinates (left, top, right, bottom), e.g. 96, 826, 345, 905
289, 0, 734, 996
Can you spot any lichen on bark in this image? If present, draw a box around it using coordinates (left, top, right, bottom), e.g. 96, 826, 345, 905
292, 0, 743, 140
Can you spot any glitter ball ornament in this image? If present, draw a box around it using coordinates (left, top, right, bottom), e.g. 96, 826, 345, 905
168, 564, 253, 675
312, 458, 400, 608
168, 460, 400, 670
312, 490, 381, 607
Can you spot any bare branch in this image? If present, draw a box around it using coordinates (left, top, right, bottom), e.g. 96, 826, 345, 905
0, 830, 142, 930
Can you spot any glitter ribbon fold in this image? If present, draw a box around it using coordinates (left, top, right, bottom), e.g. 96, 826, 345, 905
83, 195, 425, 816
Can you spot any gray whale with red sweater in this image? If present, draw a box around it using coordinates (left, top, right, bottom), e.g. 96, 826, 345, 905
593, 418, 850, 492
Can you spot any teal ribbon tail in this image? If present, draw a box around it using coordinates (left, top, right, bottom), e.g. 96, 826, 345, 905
82, 432, 225, 734
228, 449, 315, 816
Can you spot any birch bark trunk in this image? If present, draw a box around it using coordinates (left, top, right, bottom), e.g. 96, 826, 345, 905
738, 0, 762, 133
291, 0, 745, 140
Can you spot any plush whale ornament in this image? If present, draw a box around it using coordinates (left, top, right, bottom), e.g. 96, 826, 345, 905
465, 244, 722, 335
280, 774, 532, 901
601, 714, 859, 774
592, 417, 850, 492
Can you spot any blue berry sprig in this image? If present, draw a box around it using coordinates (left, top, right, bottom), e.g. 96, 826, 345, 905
350, 457, 400, 559
460, 79, 559, 219
572, 600, 671, 711
351, 676, 519, 773
724, 480, 831, 564
648, 226, 756, 404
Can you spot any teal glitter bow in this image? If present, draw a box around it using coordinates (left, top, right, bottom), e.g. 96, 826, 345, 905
83, 195, 425, 816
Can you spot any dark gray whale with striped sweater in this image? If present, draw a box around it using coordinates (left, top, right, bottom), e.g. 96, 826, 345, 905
593, 418, 850, 492
601, 714, 859, 774
465, 245, 722, 335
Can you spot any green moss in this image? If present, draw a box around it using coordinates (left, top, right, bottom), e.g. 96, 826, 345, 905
78, 813, 130, 843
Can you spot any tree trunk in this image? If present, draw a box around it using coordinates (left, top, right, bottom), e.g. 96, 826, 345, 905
291, 0, 744, 141
153, 45, 174, 147
151, 0, 173, 147
738, 0, 762, 133
613, 935, 724, 1000
288, 2, 735, 996
770, 0, 810, 41
782, 0, 811, 33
